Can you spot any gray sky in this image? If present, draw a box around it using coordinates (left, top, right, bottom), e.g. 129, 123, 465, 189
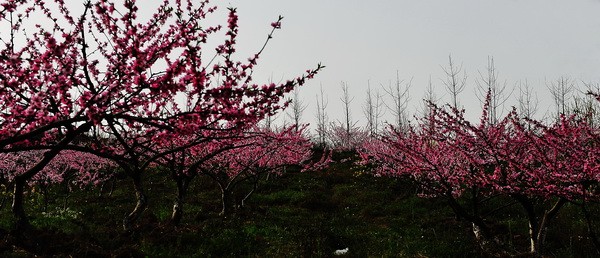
20, 1, 600, 127
214, 0, 600, 126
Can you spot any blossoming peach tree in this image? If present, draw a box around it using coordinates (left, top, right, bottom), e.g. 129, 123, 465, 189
0, 149, 116, 212
195, 125, 330, 217
359, 92, 600, 255
0, 0, 321, 232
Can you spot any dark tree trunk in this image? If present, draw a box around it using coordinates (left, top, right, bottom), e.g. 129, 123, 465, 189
98, 176, 114, 198
171, 175, 193, 225
446, 197, 502, 251
123, 172, 147, 232
108, 176, 116, 197
513, 194, 566, 255
11, 122, 91, 231
171, 196, 183, 225
581, 199, 600, 255
512, 194, 539, 254
41, 184, 49, 212
240, 173, 262, 208
12, 177, 30, 230
535, 198, 566, 255
220, 187, 234, 216
0, 193, 6, 210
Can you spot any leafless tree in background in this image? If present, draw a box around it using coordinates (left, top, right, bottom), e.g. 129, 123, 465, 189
261, 113, 277, 130
363, 80, 385, 136
420, 76, 440, 135
314, 84, 329, 147
574, 81, 600, 127
475, 57, 512, 124
327, 82, 367, 151
285, 88, 307, 131
261, 75, 281, 130
441, 55, 467, 110
339, 82, 355, 147
516, 79, 539, 120
547, 76, 575, 121
384, 71, 411, 130
420, 76, 440, 115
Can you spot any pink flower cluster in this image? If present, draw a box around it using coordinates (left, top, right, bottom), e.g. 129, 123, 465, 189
360, 93, 600, 201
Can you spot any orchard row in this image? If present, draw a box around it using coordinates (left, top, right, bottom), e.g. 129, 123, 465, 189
2, 1, 600, 257
359, 91, 600, 255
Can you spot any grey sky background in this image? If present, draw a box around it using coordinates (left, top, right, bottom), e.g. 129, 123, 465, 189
21, 1, 600, 128
213, 0, 600, 127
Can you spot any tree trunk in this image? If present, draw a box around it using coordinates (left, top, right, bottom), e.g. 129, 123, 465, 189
12, 177, 30, 230
512, 194, 539, 254
171, 196, 183, 225
513, 195, 566, 255
42, 184, 49, 212
13, 153, 64, 229
11, 122, 91, 231
220, 188, 234, 216
446, 197, 501, 251
98, 176, 114, 198
240, 173, 261, 208
10, 179, 41, 253
108, 176, 116, 197
534, 198, 566, 255
123, 172, 147, 232
171, 175, 193, 225
0, 193, 6, 211
581, 199, 600, 254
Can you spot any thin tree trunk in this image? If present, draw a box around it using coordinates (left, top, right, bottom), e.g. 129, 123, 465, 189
98, 180, 107, 198
240, 173, 261, 208
171, 175, 193, 225
123, 172, 147, 231
0, 193, 6, 210
42, 184, 50, 213
220, 187, 234, 216
446, 197, 501, 251
98, 176, 114, 198
171, 196, 183, 225
535, 198, 566, 255
108, 176, 116, 197
512, 194, 539, 254
581, 199, 600, 254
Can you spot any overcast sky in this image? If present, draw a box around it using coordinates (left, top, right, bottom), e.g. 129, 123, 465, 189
207, 0, 600, 126
24, 1, 600, 127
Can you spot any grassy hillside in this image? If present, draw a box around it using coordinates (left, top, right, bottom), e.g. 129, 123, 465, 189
0, 152, 598, 257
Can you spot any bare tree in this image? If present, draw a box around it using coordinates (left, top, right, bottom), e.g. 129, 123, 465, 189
420, 76, 441, 135
475, 57, 512, 124
384, 71, 411, 130
441, 55, 467, 110
328, 82, 367, 151
363, 80, 385, 136
260, 114, 277, 130
516, 79, 539, 120
314, 84, 329, 147
574, 81, 600, 127
261, 75, 282, 129
285, 88, 307, 131
547, 76, 575, 120
340, 81, 354, 147
420, 76, 440, 117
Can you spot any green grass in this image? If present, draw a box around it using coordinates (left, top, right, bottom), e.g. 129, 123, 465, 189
1, 154, 600, 257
